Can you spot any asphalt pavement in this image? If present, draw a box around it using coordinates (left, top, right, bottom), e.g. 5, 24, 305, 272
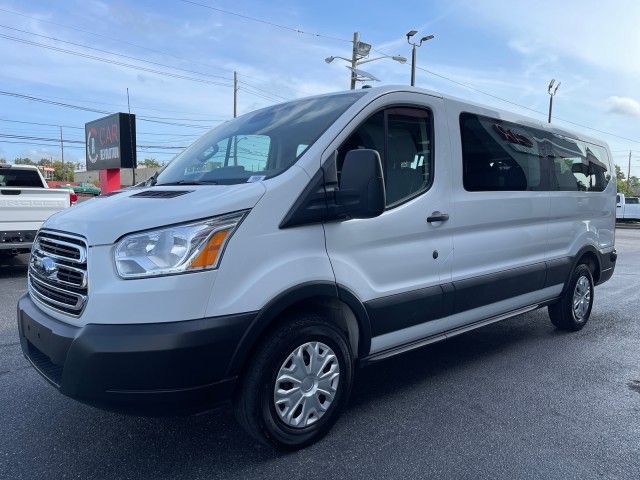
1, 228, 640, 480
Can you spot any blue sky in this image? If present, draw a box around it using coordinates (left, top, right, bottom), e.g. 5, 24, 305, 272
0, 0, 638, 173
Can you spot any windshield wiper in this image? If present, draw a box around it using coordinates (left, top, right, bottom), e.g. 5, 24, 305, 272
155, 180, 218, 186
146, 171, 159, 186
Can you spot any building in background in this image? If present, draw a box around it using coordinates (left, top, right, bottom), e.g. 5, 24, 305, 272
37, 166, 55, 181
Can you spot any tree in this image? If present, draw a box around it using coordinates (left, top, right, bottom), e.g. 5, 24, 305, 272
615, 164, 632, 195
51, 161, 74, 181
140, 157, 161, 168
14, 157, 35, 165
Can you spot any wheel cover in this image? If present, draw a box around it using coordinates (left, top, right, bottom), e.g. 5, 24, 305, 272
273, 341, 340, 428
573, 275, 592, 320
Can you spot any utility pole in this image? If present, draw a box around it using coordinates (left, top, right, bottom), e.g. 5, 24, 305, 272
325, 33, 405, 88
406, 31, 434, 87
127, 87, 136, 186
233, 71, 238, 118
547, 79, 560, 123
350, 32, 359, 90
410, 43, 417, 86
627, 150, 632, 194
59, 126, 64, 166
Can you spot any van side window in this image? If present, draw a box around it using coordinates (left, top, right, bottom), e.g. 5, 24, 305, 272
460, 113, 542, 191
628, 197, 640, 204
460, 113, 612, 193
549, 144, 611, 192
385, 108, 433, 205
337, 107, 434, 206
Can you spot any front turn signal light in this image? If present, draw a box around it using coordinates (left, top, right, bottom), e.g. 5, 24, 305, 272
189, 229, 232, 268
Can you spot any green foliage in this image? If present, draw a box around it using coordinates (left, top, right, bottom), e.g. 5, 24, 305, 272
615, 164, 640, 196
14, 157, 35, 165
51, 161, 74, 181
140, 158, 161, 168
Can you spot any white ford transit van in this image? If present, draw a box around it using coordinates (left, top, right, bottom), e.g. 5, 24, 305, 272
18, 86, 617, 448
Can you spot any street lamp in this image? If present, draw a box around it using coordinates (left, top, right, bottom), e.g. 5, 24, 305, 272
325, 32, 408, 89
547, 79, 560, 123
407, 30, 434, 86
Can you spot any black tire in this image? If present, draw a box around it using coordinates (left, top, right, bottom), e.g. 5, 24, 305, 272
234, 315, 353, 450
548, 263, 594, 331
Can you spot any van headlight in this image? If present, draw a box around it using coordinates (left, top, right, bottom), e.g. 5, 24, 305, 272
114, 211, 247, 279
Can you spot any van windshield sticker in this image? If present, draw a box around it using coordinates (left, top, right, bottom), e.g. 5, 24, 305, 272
247, 175, 266, 183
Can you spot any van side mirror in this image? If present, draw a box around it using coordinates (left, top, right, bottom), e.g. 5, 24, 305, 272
336, 149, 385, 219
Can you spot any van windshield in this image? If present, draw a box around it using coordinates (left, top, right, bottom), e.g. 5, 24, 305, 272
155, 92, 365, 186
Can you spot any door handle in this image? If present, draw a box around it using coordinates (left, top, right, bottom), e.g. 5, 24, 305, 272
427, 211, 449, 223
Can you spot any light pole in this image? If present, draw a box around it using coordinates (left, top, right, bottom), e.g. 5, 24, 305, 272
547, 79, 560, 123
325, 32, 407, 89
406, 31, 434, 86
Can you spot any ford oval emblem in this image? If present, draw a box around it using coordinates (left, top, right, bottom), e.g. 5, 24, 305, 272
40, 256, 57, 275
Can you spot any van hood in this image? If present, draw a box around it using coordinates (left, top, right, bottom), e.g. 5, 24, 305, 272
43, 183, 267, 246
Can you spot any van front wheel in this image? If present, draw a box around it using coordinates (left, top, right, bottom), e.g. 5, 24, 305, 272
234, 315, 353, 449
548, 263, 594, 331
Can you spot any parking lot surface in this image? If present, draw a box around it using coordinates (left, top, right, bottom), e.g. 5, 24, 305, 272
1, 229, 640, 480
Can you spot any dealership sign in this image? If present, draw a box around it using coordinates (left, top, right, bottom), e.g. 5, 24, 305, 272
85, 113, 137, 171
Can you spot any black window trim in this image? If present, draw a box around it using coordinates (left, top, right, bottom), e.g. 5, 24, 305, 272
338, 103, 436, 210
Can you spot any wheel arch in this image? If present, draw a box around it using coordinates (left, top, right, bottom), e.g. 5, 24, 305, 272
225, 282, 372, 378
570, 245, 602, 287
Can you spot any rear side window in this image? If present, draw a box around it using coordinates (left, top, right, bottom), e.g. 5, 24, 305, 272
460, 113, 542, 191
549, 143, 611, 192
628, 197, 640, 204
460, 112, 611, 193
0, 168, 43, 187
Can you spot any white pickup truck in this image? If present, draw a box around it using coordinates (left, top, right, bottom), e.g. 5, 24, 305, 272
0, 164, 73, 256
616, 193, 640, 221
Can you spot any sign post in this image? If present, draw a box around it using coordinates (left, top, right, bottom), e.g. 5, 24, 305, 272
85, 113, 136, 193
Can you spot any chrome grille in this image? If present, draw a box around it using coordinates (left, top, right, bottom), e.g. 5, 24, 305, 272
28, 230, 88, 316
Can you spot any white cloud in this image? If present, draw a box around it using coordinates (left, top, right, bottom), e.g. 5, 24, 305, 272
607, 96, 640, 117
466, 0, 640, 76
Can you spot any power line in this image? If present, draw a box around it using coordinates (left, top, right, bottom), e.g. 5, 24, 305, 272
0, 118, 84, 130
238, 80, 287, 101
178, 0, 351, 43
0, 140, 181, 157
0, 118, 209, 136
0, 133, 188, 150
0, 9, 312, 106
0, 90, 215, 129
0, 6, 300, 100
409, 64, 640, 145
368, 43, 640, 146
0, 31, 285, 109
0, 24, 234, 83
0, 6, 245, 79
0, 33, 234, 88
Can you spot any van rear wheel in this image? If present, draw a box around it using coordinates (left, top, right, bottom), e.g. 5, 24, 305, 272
548, 263, 594, 331
234, 315, 353, 449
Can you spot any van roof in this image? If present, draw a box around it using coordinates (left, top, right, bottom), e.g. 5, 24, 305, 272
351, 85, 608, 148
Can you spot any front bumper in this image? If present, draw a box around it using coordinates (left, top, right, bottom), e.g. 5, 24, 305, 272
17, 294, 255, 415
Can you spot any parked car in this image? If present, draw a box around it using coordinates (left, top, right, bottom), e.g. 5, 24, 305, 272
60, 183, 101, 197
616, 193, 640, 221
17, 86, 617, 449
0, 164, 73, 256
